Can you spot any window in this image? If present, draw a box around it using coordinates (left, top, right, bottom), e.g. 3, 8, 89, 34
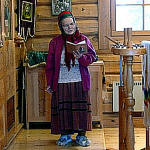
98, 0, 150, 51
110, 0, 150, 40
114, 0, 150, 31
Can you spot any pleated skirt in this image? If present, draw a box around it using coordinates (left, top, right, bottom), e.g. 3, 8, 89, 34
51, 81, 92, 134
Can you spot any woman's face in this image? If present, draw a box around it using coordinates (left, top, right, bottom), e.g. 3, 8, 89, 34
62, 17, 76, 35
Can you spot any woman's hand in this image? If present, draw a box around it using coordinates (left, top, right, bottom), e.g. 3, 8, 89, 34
45, 86, 53, 94
73, 48, 83, 59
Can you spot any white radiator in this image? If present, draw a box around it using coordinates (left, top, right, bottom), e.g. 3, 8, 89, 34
113, 81, 144, 112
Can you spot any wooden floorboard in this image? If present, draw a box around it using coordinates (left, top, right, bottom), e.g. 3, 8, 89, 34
7, 128, 106, 150
6, 127, 146, 150
104, 128, 146, 150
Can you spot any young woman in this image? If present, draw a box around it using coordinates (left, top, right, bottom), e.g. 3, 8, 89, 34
45, 11, 97, 147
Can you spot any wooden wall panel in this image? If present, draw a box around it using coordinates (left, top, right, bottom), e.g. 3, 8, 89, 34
98, 54, 143, 76
98, 54, 143, 62
108, 35, 150, 46
36, 3, 98, 18
26, 67, 51, 123
27, 35, 98, 51
36, 6, 52, 18
0, 79, 5, 104
0, 51, 5, 78
35, 21, 60, 34
87, 61, 104, 123
104, 62, 142, 74
0, 105, 4, 134
26, 37, 51, 51
103, 103, 112, 112
0, 104, 5, 149
15, 46, 24, 67
4, 41, 16, 101
35, 19, 98, 36
105, 75, 142, 86
7, 96, 15, 132
5, 73, 15, 100
37, 0, 98, 3
0, 47, 7, 79
72, 4, 98, 17
99, 0, 110, 49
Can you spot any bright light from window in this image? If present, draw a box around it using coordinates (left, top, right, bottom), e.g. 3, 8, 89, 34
144, 6, 150, 30
144, 0, 150, 4
116, 0, 142, 5
116, 0, 150, 31
116, 6, 143, 31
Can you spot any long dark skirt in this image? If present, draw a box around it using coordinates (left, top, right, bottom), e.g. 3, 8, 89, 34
51, 81, 92, 134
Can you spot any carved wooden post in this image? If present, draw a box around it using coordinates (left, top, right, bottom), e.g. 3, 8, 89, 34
125, 56, 135, 150
124, 28, 128, 46
111, 28, 146, 150
119, 56, 128, 150
119, 86, 126, 149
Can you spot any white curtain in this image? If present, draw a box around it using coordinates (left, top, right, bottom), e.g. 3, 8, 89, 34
141, 41, 150, 127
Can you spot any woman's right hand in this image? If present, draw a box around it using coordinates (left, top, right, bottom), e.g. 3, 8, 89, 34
46, 86, 53, 94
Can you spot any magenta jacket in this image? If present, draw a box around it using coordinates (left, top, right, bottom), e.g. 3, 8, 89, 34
45, 34, 96, 91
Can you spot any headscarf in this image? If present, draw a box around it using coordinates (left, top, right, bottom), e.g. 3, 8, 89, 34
58, 11, 82, 71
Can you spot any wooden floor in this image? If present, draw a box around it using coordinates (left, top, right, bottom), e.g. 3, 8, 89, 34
104, 128, 146, 150
7, 128, 106, 150
6, 128, 146, 150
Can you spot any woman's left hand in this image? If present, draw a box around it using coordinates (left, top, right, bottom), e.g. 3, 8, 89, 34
73, 50, 83, 59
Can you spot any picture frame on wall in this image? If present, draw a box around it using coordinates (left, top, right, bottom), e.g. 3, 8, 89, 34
21, 1, 33, 22
52, 0, 72, 16
15, 0, 36, 41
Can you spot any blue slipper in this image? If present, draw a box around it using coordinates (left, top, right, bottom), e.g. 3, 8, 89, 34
56, 135, 72, 146
76, 135, 91, 147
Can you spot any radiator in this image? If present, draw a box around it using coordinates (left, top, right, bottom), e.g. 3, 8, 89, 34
113, 81, 144, 112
